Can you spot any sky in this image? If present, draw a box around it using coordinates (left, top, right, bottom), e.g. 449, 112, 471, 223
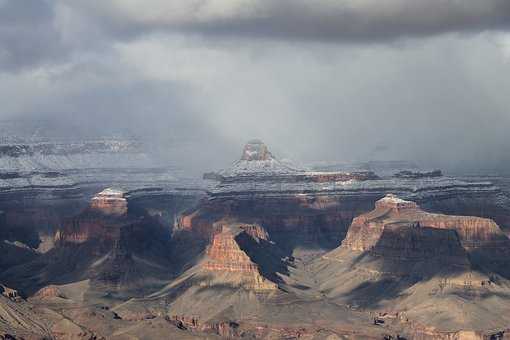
1, 0, 510, 172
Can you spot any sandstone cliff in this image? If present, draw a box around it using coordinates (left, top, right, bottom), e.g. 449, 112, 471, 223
202, 224, 278, 291
1, 189, 174, 295
341, 194, 510, 259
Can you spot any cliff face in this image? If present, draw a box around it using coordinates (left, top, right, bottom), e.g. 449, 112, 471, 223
178, 194, 374, 253
341, 194, 509, 256
202, 224, 278, 291
189, 141, 510, 257
54, 189, 131, 245
330, 195, 510, 282
0, 189, 175, 295
308, 195, 510, 334
55, 214, 125, 246
370, 224, 467, 262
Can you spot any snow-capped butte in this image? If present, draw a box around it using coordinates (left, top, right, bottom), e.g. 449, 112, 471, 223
218, 140, 301, 178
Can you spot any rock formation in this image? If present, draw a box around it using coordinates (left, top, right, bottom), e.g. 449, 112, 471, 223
0, 284, 21, 302
2, 137, 510, 338
188, 141, 510, 258
341, 194, 510, 257
1, 189, 174, 295
202, 224, 278, 291
240, 139, 273, 161
90, 188, 128, 216
309, 195, 510, 334
33, 285, 66, 300
55, 188, 130, 245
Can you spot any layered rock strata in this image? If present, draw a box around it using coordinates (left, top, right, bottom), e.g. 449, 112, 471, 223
202, 224, 278, 291
0, 189, 174, 294
341, 194, 509, 255
189, 140, 510, 255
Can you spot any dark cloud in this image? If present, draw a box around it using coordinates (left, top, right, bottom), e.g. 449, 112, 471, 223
64, 0, 510, 43
188, 1, 510, 42
0, 0, 68, 71
0, 1, 509, 174
2, 1, 510, 71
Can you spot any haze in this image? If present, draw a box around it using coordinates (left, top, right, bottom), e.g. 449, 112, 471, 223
1, 0, 510, 173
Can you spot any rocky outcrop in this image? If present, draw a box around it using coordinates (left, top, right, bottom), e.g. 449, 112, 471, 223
342, 194, 509, 255
33, 285, 66, 300
215, 139, 378, 183
90, 188, 127, 216
203, 224, 278, 291
54, 189, 131, 245
0, 284, 21, 302
190, 141, 510, 256
0, 189, 175, 295
239, 224, 269, 241
178, 194, 373, 252
241, 139, 273, 161
328, 194, 510, 280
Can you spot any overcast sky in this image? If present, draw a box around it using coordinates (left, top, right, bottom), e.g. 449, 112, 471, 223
1, 0, 510, 172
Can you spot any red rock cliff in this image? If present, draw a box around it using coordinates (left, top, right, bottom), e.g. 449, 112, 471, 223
342, 194, 509, 254
203, 224, 278, 291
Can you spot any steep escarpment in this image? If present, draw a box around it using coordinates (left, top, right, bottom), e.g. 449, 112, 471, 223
312, 195, 510, 332
177, 194, 368, 253
202, 224, 279, 291
191, 141, 510, 257
340, 194, 510, 264
113, 222, 285, 327
1, 189, 174, 295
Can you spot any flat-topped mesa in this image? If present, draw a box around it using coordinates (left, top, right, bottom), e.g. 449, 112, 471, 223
216, 140, 299, 179
90, 188, 128, 216
342, 194, 510, 255
54, 189, 130, 245
241, 139, 273, 161
214, 140, 377, 184
203, 224, 277, 291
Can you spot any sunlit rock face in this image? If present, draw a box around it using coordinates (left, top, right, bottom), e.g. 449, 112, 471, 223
342, 194, 509, 253
188, 141, 510, 255
202, 224, 278, 291
90, 188, 128, 216
336, 195, 510, 277
55, 189, 129, 245
2, 188, 176, 295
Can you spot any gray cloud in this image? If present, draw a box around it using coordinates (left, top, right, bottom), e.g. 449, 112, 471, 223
2, 0, 510, 71
0, 1, 510, 174
0, 0, 68, 71
63, 0, 510, 42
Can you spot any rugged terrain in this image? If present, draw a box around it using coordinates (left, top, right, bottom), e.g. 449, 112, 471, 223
1, 138, 510, 338
312, 195, 510, 335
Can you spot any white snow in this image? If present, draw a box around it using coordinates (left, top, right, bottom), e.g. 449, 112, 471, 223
377, 194, 411, 204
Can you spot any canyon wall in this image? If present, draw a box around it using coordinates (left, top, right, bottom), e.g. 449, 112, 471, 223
202, 224, 278, 291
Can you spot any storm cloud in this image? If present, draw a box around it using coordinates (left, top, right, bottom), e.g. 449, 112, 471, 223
3, 1, 510, 70
65, 0, 510, 41
1, 0, 510, 173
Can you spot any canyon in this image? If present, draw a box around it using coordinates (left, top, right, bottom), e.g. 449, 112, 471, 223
1, 138, 510, 339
